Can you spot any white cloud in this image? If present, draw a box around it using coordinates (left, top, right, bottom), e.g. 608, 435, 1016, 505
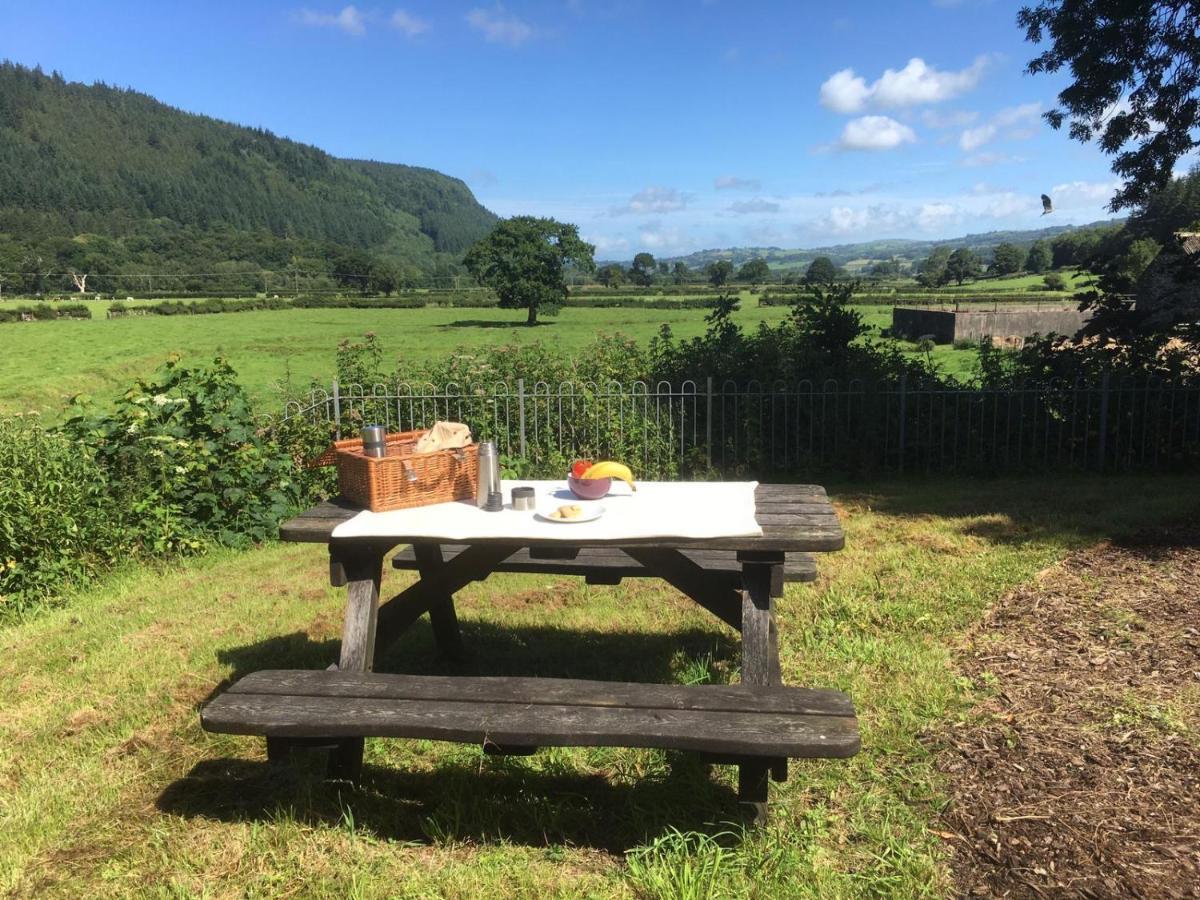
637, 221, 688, 252
959, 123, 997, 151
587, 233, 631, 256
819, 69, 872, 114
922, 109, 979, 129
826, 206, 873, 234
994, 101, 1041, 127
296, 5, 367, 35
610, 186, 688, 216
981, 192, 1032, 217
727, 199, 781, 214
819, 56, 992, 113
959, 102, 1041, 151
1049, 180, 1121, 208
466, 6, 535, 45
714, 175, 761, 191
915, 202, 959, 230
390, 9, 430, 36
838, 116, 917, 151
961, 151, 1024, 167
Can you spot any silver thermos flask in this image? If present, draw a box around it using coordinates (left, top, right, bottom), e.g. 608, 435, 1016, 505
476, 441, 500, 508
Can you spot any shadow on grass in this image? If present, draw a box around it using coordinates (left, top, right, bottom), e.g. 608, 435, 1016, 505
438, 319, 554, 329
180, 619, 742, 846
832, 474, 1200, 548
158, 750, 736, 851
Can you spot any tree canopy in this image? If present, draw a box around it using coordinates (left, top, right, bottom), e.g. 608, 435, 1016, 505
705, 260, 734, 287
990, 242, 1025, 275
1025, 241, 1052, 274
804, 256, 839, 284
630, 252, 656, 286
462, 217, 595, 325
1020, 1, 1200, 210
945, 248, 981, 285
916, 247, 952, 287
737, 258, 771, 283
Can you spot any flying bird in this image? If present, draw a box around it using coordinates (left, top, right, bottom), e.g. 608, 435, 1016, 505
1041, 193, 1053, 215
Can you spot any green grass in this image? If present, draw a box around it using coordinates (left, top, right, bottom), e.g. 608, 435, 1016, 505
2, 473, 1196, 897
0, 297, 990, 415
948, 268, 1092, 292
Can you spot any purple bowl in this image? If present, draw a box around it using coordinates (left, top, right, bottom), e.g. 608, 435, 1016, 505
567, 473, 611, 499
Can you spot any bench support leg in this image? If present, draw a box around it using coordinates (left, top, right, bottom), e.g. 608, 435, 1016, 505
736, 556, 786, 825
327, 545, 387, 782
266, 736, 293, 767
737, 761, 770, 826
413, 543, 465, 661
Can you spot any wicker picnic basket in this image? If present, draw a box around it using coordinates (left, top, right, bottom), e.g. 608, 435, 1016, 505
313, 428, 479, 512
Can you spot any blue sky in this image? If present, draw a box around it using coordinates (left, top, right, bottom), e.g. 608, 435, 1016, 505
1, 0, 1125, 257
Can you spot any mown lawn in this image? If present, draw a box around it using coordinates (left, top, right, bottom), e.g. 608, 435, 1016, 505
3, 474, 1196, 898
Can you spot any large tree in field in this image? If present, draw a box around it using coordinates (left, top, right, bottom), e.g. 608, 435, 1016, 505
917, 247, 952, 287
991, 242, 1026, 275
706, 259, 734, 287
463, 216, 595, 325
945, 248, 981, 285
630, 252, 656, 286
804, 256, 839, 284
1019, 1, 1200, 210
737, 257, 771, 284
1025, 240, 1052, 274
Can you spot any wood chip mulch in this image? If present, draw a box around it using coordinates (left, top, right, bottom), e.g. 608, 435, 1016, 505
930, 522, 1200, 898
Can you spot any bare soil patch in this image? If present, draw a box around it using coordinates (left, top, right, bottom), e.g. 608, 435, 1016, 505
933, 522, 1200, 898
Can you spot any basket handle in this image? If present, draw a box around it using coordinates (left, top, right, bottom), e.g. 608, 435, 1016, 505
402, 462, 418, 483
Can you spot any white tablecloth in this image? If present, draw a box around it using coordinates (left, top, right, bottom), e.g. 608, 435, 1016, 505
330, 480, 761, 542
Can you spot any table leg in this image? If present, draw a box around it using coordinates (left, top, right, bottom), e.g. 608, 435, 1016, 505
329, 544, 385, 780
412, 543, 465, 660
737, 555, 784, 825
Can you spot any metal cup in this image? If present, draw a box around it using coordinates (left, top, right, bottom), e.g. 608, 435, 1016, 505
361, 424, 387, 458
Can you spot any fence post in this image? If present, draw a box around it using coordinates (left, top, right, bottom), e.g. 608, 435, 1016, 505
897, 374, 907, 474
332, 379, 342, 440
1097, 372, 1110, 472
706, 376, 714, 469
517, 378, 527, 459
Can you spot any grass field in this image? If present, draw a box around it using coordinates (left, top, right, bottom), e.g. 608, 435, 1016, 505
2, 473, 1196, 897
950, 269, 1092, 292
0, 297, 986, 414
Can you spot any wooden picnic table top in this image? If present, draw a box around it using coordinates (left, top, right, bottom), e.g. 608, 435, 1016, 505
279, 483, 843, 553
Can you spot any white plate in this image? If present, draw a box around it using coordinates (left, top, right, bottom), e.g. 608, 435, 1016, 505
535, 503, 605, 524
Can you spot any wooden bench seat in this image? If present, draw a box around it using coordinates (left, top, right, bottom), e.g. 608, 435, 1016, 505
202, 670, 860, 760
392, 545, 818, 586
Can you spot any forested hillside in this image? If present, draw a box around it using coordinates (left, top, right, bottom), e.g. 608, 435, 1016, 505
0, 62, 497, 292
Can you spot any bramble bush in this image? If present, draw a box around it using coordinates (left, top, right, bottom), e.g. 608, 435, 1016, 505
0, 416, 133, 612
1, 357, 305, 617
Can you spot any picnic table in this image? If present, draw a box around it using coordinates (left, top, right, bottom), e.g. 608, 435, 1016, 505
202, 482, 858, 824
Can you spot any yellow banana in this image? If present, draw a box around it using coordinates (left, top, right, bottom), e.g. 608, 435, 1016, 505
581, 461, 636, 490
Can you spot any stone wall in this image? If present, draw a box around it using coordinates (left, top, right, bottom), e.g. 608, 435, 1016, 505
891, 306, 1089, 344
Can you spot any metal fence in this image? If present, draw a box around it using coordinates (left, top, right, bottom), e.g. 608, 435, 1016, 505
280, 377, 1200, 477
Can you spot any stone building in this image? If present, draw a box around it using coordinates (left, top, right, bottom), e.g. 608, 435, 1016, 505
1135, 232, 1200, 330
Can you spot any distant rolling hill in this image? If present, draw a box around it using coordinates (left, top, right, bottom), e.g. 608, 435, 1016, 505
655, 221, 1125, 272
0, 61, 497, 281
